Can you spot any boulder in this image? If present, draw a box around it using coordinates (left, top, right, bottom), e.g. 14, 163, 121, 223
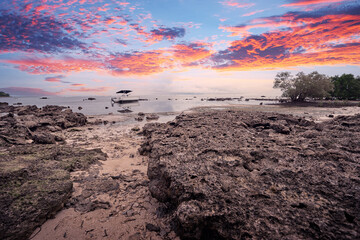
140, 110, 360, 240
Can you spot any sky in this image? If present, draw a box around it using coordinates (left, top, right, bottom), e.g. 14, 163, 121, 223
0, 0, 359, 96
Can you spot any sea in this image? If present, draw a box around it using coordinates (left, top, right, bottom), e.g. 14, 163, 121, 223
0, 94, 279, 115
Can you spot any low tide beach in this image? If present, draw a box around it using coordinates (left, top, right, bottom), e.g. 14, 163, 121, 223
1, 100, 360, 239
1, 0, 360, 238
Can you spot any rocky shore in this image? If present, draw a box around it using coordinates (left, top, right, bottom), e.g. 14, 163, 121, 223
140, 110, 360, 239
0, 104, 107, 240
1, 101, 360, 240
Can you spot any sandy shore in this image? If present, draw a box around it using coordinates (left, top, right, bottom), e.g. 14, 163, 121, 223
29, 104, 360, 239
30, 114, 179, 240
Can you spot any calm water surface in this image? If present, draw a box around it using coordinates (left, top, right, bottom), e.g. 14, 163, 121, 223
1, 95, 278, 115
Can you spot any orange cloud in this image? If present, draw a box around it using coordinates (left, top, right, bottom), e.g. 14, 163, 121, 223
211, 10, 360, 71
108, 51, 171, 76
282, 0, 346, 7
171, 43, 214, 65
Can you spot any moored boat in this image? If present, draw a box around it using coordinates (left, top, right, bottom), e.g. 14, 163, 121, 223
111, 90, 139, 104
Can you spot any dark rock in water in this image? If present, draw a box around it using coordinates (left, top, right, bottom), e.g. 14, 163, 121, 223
118, 109, 132, 113
87, 97, 96, 100
138, 112, 145, 116
140, 110, 360, 240
135, 116, 144, 121
146, 114, 159, 120
40, 97, 48, 99
78, 106, 83, 110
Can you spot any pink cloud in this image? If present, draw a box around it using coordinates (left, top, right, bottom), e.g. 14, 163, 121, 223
243, 10, 264, 17
63, 87, 113, 92
220, 0, 255, 8
0, 87, 58, 96
1, 58, 104, 74
92, 79, 104, 83
45, 75, 66, 82
282, 0, 347, 7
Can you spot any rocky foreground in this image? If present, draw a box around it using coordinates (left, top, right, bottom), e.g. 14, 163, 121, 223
140, 110, 360, 239
0, 104, 107, 240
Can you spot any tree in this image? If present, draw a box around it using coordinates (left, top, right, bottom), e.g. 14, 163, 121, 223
331, 74, 360, 100
0, 91, 10, 97
273, 71, 333, 102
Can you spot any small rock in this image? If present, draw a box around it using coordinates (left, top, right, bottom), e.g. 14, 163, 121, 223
146, 223, 160, 232
146, 114, 159, 120
131, 126, 140, 132
32, 132, 56, 144
118, 109, 132, 113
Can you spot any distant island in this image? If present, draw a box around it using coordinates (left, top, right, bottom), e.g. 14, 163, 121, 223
0, 91, 10, 97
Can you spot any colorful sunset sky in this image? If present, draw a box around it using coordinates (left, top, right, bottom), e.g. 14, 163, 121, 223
0, 0, 359, 96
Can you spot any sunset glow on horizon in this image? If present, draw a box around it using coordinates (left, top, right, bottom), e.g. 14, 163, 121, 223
0, 0, 359, 96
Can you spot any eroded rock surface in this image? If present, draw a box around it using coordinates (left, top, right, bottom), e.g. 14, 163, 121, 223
0, 105, 105, 240
0, 104, 86, 146
140, 110, 360, 239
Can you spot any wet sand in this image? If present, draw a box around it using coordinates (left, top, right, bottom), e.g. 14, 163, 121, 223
31, 115, 179, 240
30, 104, 360, 240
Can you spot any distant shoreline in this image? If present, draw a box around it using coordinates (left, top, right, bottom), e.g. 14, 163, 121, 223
272, 100, 360, 108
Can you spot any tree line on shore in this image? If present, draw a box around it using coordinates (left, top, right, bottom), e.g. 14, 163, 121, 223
274, 72, 360, 102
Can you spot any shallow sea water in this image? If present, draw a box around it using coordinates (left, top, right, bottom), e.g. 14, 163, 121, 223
1, 95, 275, 115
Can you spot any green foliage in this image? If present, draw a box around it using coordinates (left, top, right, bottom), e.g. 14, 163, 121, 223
274, 71, 333, 102
0, 91, 10, 97
331, 74, 360, 100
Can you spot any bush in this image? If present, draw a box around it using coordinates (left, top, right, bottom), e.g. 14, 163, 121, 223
331, 74, 360, 100
274, 71, 333, 102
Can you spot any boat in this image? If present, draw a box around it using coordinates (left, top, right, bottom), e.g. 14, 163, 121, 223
111, 90, 139, 104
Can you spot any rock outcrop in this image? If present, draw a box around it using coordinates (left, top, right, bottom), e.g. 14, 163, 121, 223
0, 105, 86, 146
0, 104, 106, 240
140, 110, 360, 239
